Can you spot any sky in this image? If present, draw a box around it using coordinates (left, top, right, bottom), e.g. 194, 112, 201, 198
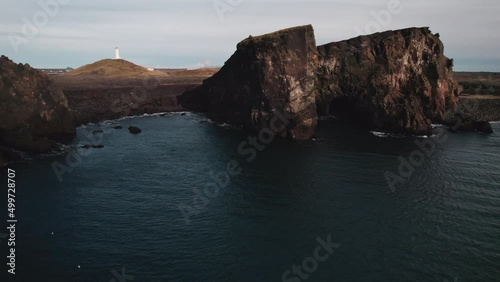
0, 0, 499, 71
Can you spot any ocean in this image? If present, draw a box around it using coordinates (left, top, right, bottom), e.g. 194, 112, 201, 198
2, 113, 499, 281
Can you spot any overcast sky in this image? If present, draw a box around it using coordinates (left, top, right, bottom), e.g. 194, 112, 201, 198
0, 0, 498, 71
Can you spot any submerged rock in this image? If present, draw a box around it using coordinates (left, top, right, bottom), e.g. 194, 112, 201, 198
128, 126, 142, 134
112, 125, 123, 129
179, 25, 461, 139
80, 144, 105, 149
92, 130, 104, 134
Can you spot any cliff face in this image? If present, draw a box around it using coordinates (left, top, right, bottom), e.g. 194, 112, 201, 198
317, 27, 460, 134
0, 55, 75, 158
180, 26, 461, 139
180, 25, 319, 140
64, 84, 197, 125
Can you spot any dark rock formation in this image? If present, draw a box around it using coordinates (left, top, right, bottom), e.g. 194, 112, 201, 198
128, 126, 142, 134
473, 121, 493, 134
179, 26, 461, 139
0, 55, 75, 165
317, 27, 460, 134
51, 68, 218, 126
92, 130, 103, 134
443, 113, 493, 134
180, 25, 319, 140
80, 144, 104, 149
62, 84, 197, 125
112, 125, 123, 129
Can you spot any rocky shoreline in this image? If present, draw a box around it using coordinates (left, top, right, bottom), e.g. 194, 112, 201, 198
0, 55, 75, 166
1, 25, 500, 167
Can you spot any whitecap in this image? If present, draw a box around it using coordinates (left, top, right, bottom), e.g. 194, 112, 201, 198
370, 131, 391, 138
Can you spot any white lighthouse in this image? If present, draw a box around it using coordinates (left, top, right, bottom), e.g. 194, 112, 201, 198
115, 47, 121, 59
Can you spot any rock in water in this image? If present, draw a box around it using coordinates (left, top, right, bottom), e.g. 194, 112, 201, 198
179, 26, 461, 139
317, 27, 460, 135
180, 25, 319, 140
0, 56, 75, 156
443, 113, 494, 134
128, 126, 142, 134
472, 121, 493, 134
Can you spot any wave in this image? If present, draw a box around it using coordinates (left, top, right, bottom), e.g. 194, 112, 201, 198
370, 131, 433, 139
112, 111, 195, 121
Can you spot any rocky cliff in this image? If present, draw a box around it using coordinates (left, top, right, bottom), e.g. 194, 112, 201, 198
180, 25, 319, 140
179, 26, 461, 139
0, 55, 75, 165
317, 27, 460, 134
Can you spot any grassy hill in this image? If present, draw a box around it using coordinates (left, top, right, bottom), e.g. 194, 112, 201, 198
66, 59, 163, 77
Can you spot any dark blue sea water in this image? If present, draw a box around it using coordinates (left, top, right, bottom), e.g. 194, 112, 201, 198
1, 113, 499, 282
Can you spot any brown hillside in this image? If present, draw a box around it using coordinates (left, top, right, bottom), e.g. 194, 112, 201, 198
66, 59, 164, 77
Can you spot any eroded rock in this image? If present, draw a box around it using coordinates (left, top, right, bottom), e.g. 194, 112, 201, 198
317, 27, 460, 134
0, 56, 75, 159
179, 26, 462, 139
128, 126, 142, 134
180, 25, 319, 140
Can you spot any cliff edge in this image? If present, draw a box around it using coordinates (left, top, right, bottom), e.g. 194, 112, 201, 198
180, 25, 319, 140
0, 55, 75, 166
179, 26, 462, 139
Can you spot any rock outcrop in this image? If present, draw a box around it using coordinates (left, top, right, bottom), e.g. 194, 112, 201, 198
444, 113, 494, 134
317, 27, 460, 134
128, 126, 142, 134
179, 26, 462, 139
180, 25, 319, 140
0, 55, 75, 165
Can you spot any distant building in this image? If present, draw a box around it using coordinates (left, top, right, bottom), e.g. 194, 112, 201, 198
115, 47, 121, 59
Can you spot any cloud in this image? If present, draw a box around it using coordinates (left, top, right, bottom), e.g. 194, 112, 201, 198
0, 0, 499, 70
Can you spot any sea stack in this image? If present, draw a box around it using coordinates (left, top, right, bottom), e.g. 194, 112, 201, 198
316, 27, 461, 134
179, 25, 461, 139
180, 25, 319, 140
